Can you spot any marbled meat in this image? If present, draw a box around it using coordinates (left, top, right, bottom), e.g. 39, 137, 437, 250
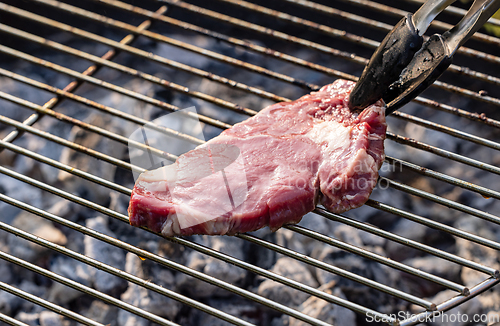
128, 79, 386, 236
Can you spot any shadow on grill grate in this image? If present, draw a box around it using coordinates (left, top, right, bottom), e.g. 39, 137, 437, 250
0, 0, 500, 325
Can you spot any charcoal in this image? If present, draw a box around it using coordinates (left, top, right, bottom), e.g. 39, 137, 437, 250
119, 253, 181, 325
46, 200, 81, 223
357, 230, 386, 247
414, 289, 482, 326
385, 219, 429, 261
257, 257, 318, 307
84, 216, 126, 294
246, 228, 278, 270
58, 113, 124, 206
39, 311, 68, 326
1, 5, 499, 326
277, 212, 333, 256
0, 174, 42, 223
188, 297, 261, 326
486, 311, 500, 325
455, 217, 500, 287
0, 256, 13, 285
118, 311, 149, 326
15, 311, 40, 326
312, 233, 407, 314
118, 253, 152, 326
0, 290, 21, 315
403, 256, 461, 284
275, 228, 308, 256
17, 281, 47, 314
7, 211, 67, 263
84, 300, 117, 326
288, 281, 356, 326
49, 256, 92, 287
176, 236, 247, 298
333, 224, 364, 247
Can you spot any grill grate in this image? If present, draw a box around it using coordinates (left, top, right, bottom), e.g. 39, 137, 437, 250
0, 0, 499, 325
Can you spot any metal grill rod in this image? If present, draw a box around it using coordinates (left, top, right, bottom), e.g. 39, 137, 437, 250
95, 0, 357, 81
0, 166, 338, 326
0, 249, 181, 326
4, 120, 497, 255
47, 1, 500, 120
161, 0, 499, 66
4, 1, 500, 129
0, 191, 391, 325
0, 113, 147, 174
1, 121, 496, 276
0, 140, 480, 306
12, 99, 500, 225
0, 69, 207, 144
0, 161, 394, 325
0, 281, 105, 326
5, 111, 496, 253
290, 221, 496, 279
0, 127, 446, 320
0, 2, 288, 103
419, 97, 500, 128
0, 80, 500, 236
0, 118, 494, 322
3, 91, 500, 241
159, 0, 500, 108
0, 69, 496, 201
104, 0, 500, 117
0, 1, 498, 324
5, 61, 500, 192
0, 0, 496, 290
0, 139, 132, 195
151, 0, 361, 65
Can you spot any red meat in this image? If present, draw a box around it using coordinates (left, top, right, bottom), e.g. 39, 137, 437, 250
128, 80, 386, 236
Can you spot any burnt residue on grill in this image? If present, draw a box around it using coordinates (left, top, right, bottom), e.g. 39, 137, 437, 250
0, 0, 500, 325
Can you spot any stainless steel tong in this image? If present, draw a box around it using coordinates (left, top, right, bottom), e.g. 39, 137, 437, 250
348, 0, 500, 115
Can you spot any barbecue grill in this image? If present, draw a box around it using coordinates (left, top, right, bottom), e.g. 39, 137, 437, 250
0, 0, 499, 325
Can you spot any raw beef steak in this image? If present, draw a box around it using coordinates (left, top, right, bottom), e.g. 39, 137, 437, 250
128, 80, 386, 236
